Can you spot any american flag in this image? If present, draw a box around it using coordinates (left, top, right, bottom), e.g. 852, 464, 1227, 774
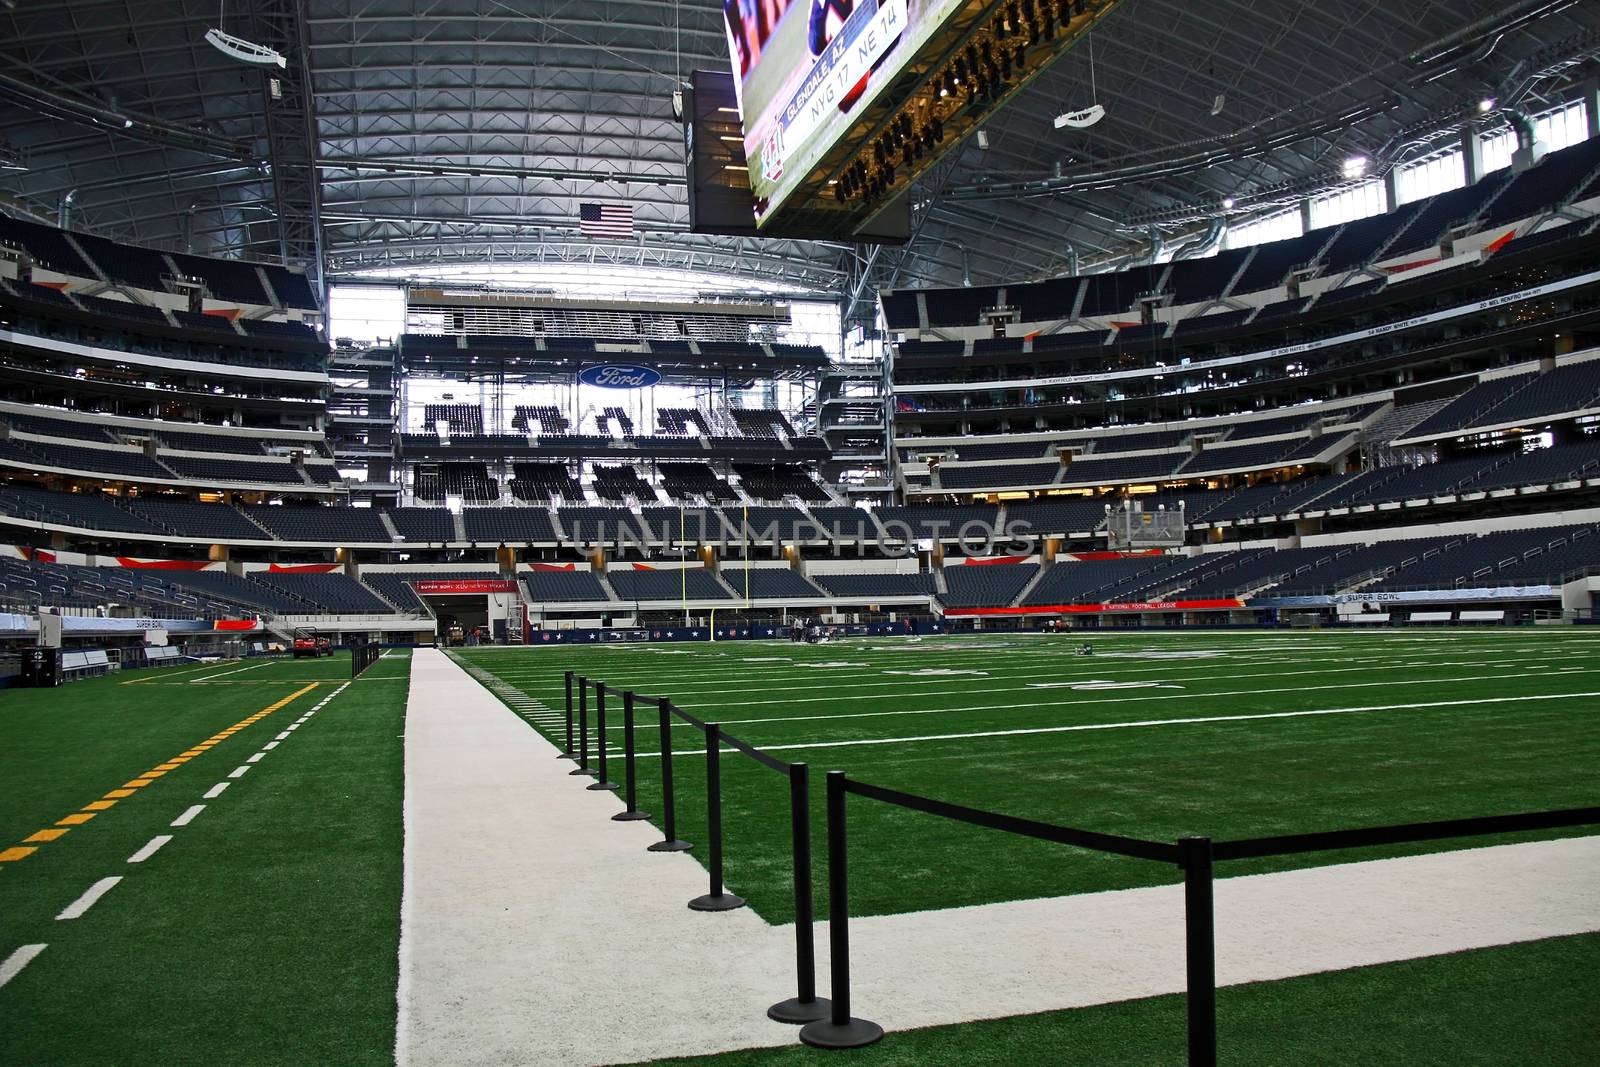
579, 202, 634, 239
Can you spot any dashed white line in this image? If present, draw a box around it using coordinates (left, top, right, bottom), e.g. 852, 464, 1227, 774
0, 944, 46, 988
170, 805, 206, 827
275, 731, 291, 741
227, 765, 251, 779
56, 877, 122, 921
263, 741, 280, 750
245, 752, 266, 764
203, 782, 231, 799
127, 835, 173, 864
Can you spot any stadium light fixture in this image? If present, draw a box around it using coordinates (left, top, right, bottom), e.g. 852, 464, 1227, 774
1342, 155, 1368, 179
1054, 105, 1105, 130
205, 27, 287, 68
1478, 96, 1497, 113
1221, 196, 1235, 210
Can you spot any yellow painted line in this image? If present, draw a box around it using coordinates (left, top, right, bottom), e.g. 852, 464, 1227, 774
4, 682, 320, 870
24, 830, 67, 843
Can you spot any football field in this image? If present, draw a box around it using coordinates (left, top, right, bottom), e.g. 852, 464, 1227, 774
456, 629, 1600, 1063
458, 628, 1600, 921
0, 650, 410, 1066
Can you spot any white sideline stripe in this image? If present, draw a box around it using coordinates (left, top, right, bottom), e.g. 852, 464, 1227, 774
203, 782, 230, 799
275, 731, 291, 740
228, 765, 251, 779
127, 835, 173, 864
170, 804, 206, 827
195, 662, 266, 681
0, 944, 46, 989
630, 690, 1600, 758
246, 752, 266, 764
56, 877, 122, 920
263, 741, 280, 750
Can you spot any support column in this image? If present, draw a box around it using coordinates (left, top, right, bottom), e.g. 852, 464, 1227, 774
1461, 123, 1484, 186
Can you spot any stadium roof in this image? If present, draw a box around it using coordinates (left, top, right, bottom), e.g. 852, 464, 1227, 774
0, 0, 1596, 303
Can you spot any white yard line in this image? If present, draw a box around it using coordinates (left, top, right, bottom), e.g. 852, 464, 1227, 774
643, 667, 1579, 731
203, 782, 231, 799
193, 662, 267, 681
595, 659, 1529, 725
126, 835, 173, 864
630, 689, 1600, 759
0, 944, 46, 989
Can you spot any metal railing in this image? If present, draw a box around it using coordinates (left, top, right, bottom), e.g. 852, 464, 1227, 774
555, 669, 1600, 1062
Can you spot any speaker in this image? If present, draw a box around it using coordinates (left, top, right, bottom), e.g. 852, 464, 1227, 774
19, 647, 61, 688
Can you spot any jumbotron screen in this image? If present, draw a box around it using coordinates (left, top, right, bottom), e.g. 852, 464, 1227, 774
724, 0, 964, 225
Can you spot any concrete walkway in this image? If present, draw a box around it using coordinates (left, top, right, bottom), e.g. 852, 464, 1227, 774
397, 648, 1600, 1067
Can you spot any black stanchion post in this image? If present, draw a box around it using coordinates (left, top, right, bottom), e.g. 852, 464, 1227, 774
587, 683, 619, 792
558, 670, 575, 760
768, 762, 830, 1024
689, 724, 745, 912
798, 772, 882, 1049
612, 691, 651, 822
1180, 836, 1218, 1067
646, 701, 691, 853
570, 676, 595, 777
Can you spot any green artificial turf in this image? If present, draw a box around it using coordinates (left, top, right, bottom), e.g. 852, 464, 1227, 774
0, 650, 410, 1066
627, 932, 1600, 1067
457, 631, 1600, 923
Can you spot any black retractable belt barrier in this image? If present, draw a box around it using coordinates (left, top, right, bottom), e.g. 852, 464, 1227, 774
798, 771, 881, 1049
587, 683, 619, 792
688, 724, 745, 912
767, 762, 830, 1024
559, 670, 576, 760
646, 700, 692, 853
611, 690, 651, 822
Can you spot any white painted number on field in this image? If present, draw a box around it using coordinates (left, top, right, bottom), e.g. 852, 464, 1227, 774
1027, 680, 1184, 691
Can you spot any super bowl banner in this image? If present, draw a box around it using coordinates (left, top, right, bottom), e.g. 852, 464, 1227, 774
725, 0, 965, 222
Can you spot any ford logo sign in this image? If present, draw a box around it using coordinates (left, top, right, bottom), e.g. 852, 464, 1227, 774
578, 364, 662, 389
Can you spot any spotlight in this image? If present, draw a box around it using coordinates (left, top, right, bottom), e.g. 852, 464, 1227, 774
1478, 96, 1497, 113
1221, 196, 1235, 209
1342, 155, 1368, 179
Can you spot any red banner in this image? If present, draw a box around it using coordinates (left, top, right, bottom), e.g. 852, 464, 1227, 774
527, 562, 576, 572
115, 557, 214, 571
213, 619, 262, 631
947, 599, 1245, 617
412, 579, 518, 594
959, 555, 1031, 566
267, 562, 340, 573
1066, 550, 1165, 561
